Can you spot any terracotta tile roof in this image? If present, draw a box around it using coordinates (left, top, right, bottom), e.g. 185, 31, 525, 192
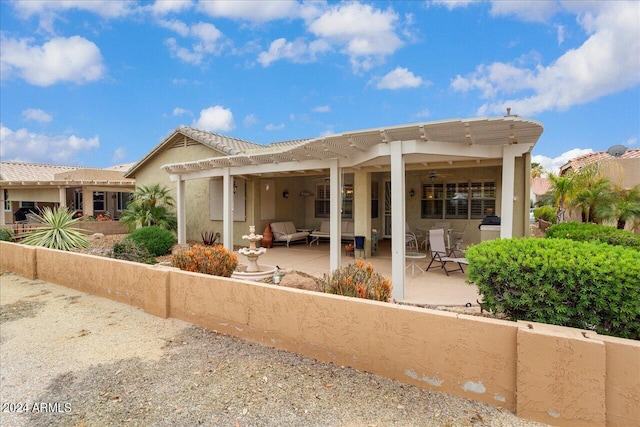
178, 126, 263, 154
560, 148, 640, 173
0, 162, 86, 182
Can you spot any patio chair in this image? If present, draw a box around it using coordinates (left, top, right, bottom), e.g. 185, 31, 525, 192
425, 228, 468, 275
449, 223, 467, 255
405, 222, 421, 251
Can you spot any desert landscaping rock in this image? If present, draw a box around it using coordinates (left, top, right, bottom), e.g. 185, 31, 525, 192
0, 272, 546, 426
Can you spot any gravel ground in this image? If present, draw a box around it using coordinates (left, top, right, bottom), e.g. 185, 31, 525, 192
0, 272, 548, 427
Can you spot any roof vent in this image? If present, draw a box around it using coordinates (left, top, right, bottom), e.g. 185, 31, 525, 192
506, 107, 511, 116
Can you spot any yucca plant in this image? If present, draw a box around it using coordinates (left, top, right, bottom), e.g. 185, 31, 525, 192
19, 207, 89, 251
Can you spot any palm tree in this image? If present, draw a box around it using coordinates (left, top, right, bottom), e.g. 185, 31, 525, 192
530, 162, 545, 179
547, 173, 575, 223
570, 165, 614, 224
120, 184, 177, 231
598, 184, 640, 229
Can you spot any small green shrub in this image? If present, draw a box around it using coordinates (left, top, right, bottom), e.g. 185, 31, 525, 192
112, 239, 155, 264
534, 205, 556, 223
321, 259, 392, 302
466, 238, 640, 340
546, 222, 640, 251
0, 228, 14, 242
127, 226, 176, 257
172, 244, 238, 277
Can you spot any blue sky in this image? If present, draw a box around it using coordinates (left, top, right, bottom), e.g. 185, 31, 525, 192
1, 0, 638, 174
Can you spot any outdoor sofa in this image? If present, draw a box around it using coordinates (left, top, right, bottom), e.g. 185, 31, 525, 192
270, 221, 310, 247
309, 219, 354, 245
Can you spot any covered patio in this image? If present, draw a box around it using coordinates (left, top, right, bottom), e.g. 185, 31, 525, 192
161, 115, 544, 301
250, 238, 481, 307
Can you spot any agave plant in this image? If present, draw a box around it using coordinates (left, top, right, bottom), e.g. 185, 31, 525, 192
19, 207, 89, 251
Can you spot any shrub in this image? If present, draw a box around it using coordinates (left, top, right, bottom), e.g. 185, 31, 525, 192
126, 226, 176, 257
112, 239, 155, 264
18, 207, 89, 251
546, 222, 640, 251
0, 228, 14, 242
172, 244, 238, 277
321, 259, 392, 302
534, 205, 556, 223
466, 238, 640, 340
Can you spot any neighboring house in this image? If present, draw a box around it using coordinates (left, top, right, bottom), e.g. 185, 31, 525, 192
559, 148, 640, 188
127, 115, 544, 300
0, 162, 136, 226
530, 177, 551, 205
558, 147, 640, 231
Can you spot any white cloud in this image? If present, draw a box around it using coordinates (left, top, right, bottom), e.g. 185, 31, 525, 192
193, 106, 235, 132
243, 114, 258, 127
625, 136, 638, 147
22, 108, 53, 123
12, 0, 134, 33
376, 67, 426, 89
197, 0, 302, 22
532, 148, 593, 175
556, 24, 565, 45
172, 107, 191, 116
257, 37, 330, 67
489, 0, 561, 23
266, 123, 285, 131
429, 1, 475, 11
312, 105, 331, 113
1, 35, 105, 87
451, 2, 640, 117
0, 124, 99, 164
111, 147, 127, 163
308, 3, 404, 72
414, 109, 431, 118
160, 20, 225, 64
150, 0, 193, 16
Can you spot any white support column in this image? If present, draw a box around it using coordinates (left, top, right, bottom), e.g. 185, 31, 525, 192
223, 169, 234, 251
59, 187, 67, 208
353, 170, 371, 257
501, 144, 534, 238
176, 177, 186, 244
329, 159, 341, 273
390, 141, 406, 301
83, 187, 94, 217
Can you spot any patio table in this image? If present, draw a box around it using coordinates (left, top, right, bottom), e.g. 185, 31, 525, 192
405, 252, 427, 276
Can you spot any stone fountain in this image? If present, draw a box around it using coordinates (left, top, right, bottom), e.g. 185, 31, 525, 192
231, 225, 278, 281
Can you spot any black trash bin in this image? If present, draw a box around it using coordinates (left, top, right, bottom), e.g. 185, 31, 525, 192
354, 235, 365, 258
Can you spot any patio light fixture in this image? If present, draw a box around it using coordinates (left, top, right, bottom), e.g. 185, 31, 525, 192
282, 189, 289, 199
409, 188, 415, 198
233, 180, 238, 194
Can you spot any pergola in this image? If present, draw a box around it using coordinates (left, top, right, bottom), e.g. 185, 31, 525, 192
162, 116, 544, 300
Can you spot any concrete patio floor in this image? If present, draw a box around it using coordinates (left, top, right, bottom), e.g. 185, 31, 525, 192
246, 239, 481, 307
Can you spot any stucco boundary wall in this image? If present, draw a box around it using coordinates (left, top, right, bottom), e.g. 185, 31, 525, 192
1, 241, 638, 427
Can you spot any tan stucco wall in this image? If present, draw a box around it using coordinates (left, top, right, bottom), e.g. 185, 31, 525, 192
6, 187, 60, 203
2, 240, 638, 426
53, 168, 133, 182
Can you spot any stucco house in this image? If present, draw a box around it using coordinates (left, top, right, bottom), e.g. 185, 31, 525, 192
559, 147, 640, 187
126, 114, 544, 300
0, 162, 135, 226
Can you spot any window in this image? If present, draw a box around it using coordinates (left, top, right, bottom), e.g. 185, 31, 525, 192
470, 181, 495, 219
117, 192, 130, 211
421, 181, 495, 220
3, 190, 9, 211
315, 183, 330, 218
371, 182, 379, 219
342, 184, 353, 219
93, 192, 105, 211
421, 183, 444, 219
20, 201, 36, 209
74, 190, 83, 211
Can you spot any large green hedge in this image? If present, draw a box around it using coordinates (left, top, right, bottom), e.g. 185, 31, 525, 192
546, 222, 640, 251
466, 238, 640, 340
